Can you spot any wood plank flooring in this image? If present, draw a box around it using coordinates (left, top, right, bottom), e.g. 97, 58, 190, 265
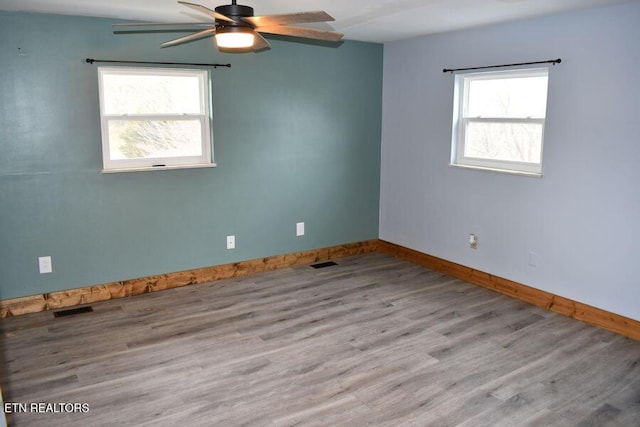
1, 252, 639, 426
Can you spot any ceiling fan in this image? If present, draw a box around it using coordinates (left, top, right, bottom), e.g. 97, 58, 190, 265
113, 0, 344, 53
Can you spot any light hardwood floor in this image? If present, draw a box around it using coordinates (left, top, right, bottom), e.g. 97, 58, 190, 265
1, 252, 639, 426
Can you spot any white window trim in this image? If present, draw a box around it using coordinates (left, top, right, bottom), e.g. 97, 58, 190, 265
451, 68, 549, 177
97, 66, 214, 172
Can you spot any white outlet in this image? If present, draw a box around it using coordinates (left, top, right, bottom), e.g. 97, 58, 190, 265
38, 256, 52, 274
226, 235, 235, 250
529, 252, 537, 267
296, 222, 305, 237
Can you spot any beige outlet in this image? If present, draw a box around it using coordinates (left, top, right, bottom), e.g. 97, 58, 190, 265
469, 234, 478, 250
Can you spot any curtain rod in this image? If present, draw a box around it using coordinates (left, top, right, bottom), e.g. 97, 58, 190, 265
85, 58, 231, 68
443, 58, 561, 73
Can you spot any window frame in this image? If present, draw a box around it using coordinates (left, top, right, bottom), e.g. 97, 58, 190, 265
451, 67, 549, 176
97, 66, 214, 172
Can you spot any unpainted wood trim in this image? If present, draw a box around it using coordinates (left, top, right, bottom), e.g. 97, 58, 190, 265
378, 239, 640, 341
5, 238, 638, 342
0, 240, 379, 318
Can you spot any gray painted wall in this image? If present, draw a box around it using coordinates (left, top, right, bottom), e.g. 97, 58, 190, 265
0, 12, 382, 300
380, 3, 640, 321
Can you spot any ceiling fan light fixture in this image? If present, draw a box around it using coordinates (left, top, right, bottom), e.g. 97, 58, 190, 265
215, 26, 255, 49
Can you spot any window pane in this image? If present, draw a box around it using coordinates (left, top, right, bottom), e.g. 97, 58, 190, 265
464, 121, 542, 163
467, 75, 548, 118
107, 120, 203, 160
102, 74, 202, 115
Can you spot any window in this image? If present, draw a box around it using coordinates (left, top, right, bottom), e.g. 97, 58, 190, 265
451, 68, 549, 175
98, 67, 213, 172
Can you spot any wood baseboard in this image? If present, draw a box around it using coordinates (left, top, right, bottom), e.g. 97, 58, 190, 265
3, 238, 638, 342
0, 240, 379, 318
378, 240, 640, 341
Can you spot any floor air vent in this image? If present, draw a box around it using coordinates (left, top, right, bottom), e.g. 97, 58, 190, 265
310, 261, 338, 269
53, 306, 94, 318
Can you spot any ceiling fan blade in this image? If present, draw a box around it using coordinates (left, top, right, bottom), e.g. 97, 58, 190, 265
178, 1, 236, 23
252, 32, 271, 51
113, 22, 214, 28
256, 25, 343, 42
243, 11, 334, 27
161, 28, 216, 47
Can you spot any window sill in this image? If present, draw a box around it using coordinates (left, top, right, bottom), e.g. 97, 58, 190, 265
449, 163, 542, 178
101, 163, 217, 174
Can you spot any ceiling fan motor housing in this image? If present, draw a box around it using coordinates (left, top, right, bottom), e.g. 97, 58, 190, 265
215, 3, 254, 28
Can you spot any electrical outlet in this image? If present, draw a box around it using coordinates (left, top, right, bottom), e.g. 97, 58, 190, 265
296, 222, 305, 237
529, 252, 537, 267
469, 234, 478, 250
38, 256, 52, 274
226, 235, 235, 250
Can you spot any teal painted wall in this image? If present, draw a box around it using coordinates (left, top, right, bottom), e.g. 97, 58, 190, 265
0, 12, 383, 300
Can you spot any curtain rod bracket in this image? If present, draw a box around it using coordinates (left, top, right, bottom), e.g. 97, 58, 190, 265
85, 58, 231, 68
443, 58, 561, 73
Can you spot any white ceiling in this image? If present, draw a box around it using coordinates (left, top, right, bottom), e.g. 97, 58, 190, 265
0, 0, 636, 43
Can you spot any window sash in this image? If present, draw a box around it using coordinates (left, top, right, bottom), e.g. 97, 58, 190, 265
101, 116, 211, 170
456, 118, 544, 174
